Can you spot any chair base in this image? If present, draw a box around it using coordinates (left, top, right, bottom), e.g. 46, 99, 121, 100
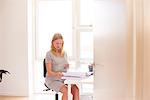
44, 83, 59, 100
55, 93, 59, 100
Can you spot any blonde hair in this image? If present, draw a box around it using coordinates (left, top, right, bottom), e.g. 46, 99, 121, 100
51, 33, 64, 56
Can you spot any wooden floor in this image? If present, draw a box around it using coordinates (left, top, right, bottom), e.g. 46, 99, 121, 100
0, 93, 61, 100
0, 93, 93, 100
0, 96, 28, 100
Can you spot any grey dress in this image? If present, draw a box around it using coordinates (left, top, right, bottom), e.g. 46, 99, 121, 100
45, 51, 68, 92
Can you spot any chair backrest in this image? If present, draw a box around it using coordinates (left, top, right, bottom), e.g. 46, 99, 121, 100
43, 59, 59, 100
43, 58, 47, 77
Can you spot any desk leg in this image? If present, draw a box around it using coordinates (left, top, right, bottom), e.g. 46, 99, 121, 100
68, 84, 72, 100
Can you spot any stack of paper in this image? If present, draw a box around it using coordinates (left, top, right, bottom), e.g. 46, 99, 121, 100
62, 72, 93, 79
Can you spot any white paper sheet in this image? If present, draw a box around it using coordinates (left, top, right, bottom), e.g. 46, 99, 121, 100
62, 72, 93, 79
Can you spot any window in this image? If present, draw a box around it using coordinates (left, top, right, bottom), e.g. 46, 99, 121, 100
34, 0, 94, 94
36, 0, 73, 59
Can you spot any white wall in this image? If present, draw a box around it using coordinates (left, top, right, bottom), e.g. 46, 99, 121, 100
0, 0, 30, 96
0, 2, 2, 64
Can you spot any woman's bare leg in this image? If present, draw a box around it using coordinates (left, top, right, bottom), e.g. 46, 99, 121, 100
71, 84, 79, 100
60, 85, 68, 100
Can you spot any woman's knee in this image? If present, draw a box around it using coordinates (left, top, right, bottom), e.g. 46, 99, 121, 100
71, 85, 79, 94
60, 85, 68, 94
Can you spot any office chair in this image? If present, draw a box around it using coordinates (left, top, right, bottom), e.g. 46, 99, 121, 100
43, 58, 59, 100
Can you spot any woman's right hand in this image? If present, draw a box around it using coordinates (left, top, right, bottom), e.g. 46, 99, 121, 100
64, 63, 69, 69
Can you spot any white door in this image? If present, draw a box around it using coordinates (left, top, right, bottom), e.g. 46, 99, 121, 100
93, 1, 133, 100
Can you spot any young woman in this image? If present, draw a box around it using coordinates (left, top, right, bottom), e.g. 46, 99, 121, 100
45, 33, 79, 100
